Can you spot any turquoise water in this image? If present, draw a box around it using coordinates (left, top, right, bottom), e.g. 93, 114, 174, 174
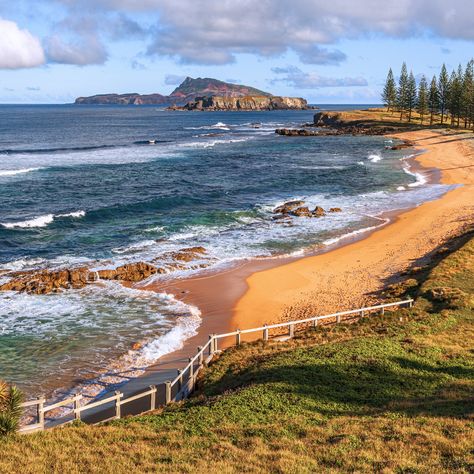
0, 105, 450, 397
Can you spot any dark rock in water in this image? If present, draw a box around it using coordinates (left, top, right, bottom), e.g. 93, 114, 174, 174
291, 206, 312, 217
275, 128, 319, 136
313, 112, 345, 127
390, 141, 414, 150
0, 267, 90, 294
97, 262, 164, 282
273, 200, 305, 214
312, 206, 326, 217
329, 207, 342, 213
170, 246, 206, 262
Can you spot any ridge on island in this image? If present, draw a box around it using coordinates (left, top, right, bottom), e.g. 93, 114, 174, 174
74, 76, 273, 106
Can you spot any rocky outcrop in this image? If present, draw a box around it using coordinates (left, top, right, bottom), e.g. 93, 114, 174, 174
169, 246, 206, 262
0, 247, 209, 295
313, 112, 345, 127
97, 262, 163, 282
273, 201, 337, 219
273, 200, 305, 214
172, 95, 308, 111
291, 206, 312, 217
0, 267, 90, 294
275, 128, 320, 136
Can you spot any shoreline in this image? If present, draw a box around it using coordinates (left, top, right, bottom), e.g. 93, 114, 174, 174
16, 128, 474, 407
125, 128, 472, 393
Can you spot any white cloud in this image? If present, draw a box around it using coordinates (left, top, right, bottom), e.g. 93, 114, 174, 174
55, 0, 474, 65
45, 35, 107, 65
164, 74, 186, 85
272, 66, 368, 89
0, 18, 45, 69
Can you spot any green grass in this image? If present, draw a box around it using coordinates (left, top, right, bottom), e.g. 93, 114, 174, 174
1, 233, 473, 473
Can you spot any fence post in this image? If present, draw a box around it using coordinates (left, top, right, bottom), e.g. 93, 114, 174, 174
37, 395, 45, 430
313, 318, 318, 328
380, 307, 385, 316
336, 315, 341, 323
115, 391, 121, 419
360, 310, 364, 317
73, 395, 81, 421
165, 381, 172, 405
189, 358, 194, 380
197, 346, 203, 366
213, 335, 218, 352
263, 325, 269, 341
236, 330, 241, 346
408, 300, 413, 308
289, 324, 294, 338
177, 369, 183, 392
150, 385, 156, 411
208, 335, 214, 355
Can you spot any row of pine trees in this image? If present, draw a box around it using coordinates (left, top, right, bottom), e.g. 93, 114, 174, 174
382, 60, 474, 128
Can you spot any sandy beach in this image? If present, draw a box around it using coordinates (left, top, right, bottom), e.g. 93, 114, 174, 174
142, 129, 474, 356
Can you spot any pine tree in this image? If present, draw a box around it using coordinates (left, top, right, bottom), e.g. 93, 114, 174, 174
428, 75, 439, 125
461, 60, 473, 128
417, 75, 429, 125
397, 62, 409, 120
406, 71, 417, 122
448, 70, 457, 125
382, 68, 397, 112
438, 64, 449, 124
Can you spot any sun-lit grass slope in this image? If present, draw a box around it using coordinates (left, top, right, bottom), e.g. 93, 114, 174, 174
0, 232, 473, 474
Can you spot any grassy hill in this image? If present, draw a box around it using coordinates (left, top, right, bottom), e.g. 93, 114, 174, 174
1, 230, 473, 473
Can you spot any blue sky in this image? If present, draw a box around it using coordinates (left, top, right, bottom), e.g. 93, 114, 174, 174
1, 0, 473, 104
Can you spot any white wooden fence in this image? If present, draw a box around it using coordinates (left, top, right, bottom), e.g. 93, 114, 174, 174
18, 298, 413, 433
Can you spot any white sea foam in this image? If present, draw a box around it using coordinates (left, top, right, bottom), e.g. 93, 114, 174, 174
402, 163, 428, 187
112, 239, 157, 254
211, 122, 230, 130
397, 186, 406, 191
57, 210, 86, 218
180, 137, 250, 149
323, 217, 390, 246
1, 214, 54, 229
368, 153, 382, 163
138, 297, 201, 362
0, 167, 41, 177
1, 210, 86, 229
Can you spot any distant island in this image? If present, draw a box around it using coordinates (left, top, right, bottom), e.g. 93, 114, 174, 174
74, 76, 308, 110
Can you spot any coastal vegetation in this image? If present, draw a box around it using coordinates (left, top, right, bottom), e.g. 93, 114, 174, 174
0, 228, 473, 473
382, 61, 474, 127
0, 381, 23, 436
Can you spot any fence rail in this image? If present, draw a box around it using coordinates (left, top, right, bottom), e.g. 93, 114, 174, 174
18, 298, 413, 433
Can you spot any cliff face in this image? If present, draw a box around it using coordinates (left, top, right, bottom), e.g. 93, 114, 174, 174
176, 95, 308, 111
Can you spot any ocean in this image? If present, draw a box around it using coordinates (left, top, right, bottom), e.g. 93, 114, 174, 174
0, 104, 451, 399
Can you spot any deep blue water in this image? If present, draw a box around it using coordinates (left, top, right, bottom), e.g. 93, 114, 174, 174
0, 105, 450, 397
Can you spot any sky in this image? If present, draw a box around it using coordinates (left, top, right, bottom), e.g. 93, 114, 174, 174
0, 0, 473, 104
